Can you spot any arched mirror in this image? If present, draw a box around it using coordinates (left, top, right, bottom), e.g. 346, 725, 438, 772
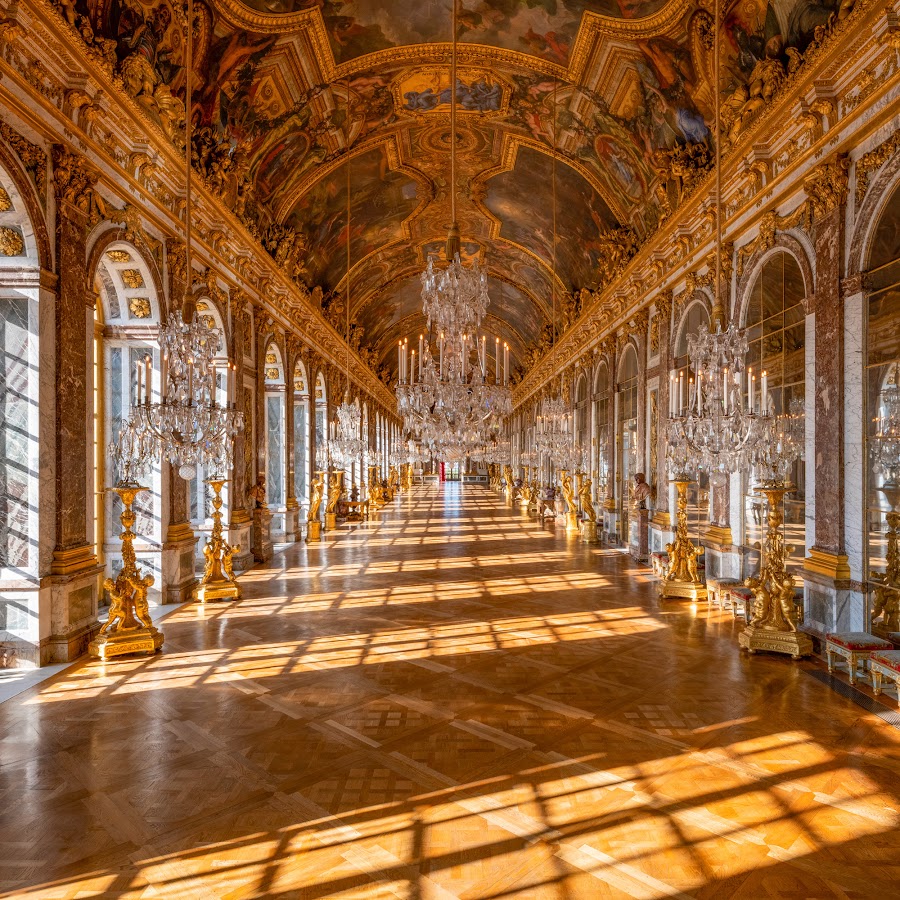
742, 251, 806, 573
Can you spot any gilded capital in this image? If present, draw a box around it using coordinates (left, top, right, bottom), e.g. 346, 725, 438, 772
51, 145, 97, 213
804, 156, 849, 220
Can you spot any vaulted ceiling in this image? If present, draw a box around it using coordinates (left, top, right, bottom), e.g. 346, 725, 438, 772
77, 0, 840, 378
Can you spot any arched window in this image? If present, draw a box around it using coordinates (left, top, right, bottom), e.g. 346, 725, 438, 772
617, 345, 638, 542
293, 360, 309, 505
0, 162, 43, 663
264, 343, 286, 515
866, 181, 900, 596
575, 374, 589, 473
742, 251, 806, 570
593, 363, 610, 498
94, 241, 165, 602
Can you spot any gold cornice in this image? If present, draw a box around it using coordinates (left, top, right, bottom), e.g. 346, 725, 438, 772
208, 0, 697, 83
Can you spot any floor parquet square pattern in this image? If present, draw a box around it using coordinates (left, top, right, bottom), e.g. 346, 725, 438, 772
3, 484, 900, 898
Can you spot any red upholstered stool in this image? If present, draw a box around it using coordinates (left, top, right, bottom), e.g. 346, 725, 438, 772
825, 633, 893, 685
729, 585, 754, 620
650, 551, 669, 578
870, 651, 900, 706
705, 577, 737, 609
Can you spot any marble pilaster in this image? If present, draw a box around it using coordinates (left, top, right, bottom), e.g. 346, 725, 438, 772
228, 293, 253, 569
160, 239, 196, 601
46, 147, 102, 662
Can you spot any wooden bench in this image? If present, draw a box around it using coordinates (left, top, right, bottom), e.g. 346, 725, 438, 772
825, 632, 893, 685
707, 577, 740, 609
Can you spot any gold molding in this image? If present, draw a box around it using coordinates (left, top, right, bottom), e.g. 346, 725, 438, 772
804, 548, 852, 581
701, 525, 733, 547
50, 544, 100, 576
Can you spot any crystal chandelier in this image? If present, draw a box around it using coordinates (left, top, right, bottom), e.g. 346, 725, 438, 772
328, 85, 368, 474
667, 316, 768, 482
665, 2, 770, 485
534, 394, 583, 471
329, 392, 367, 468
128, 0, 241, 481
396, 0, 510, 459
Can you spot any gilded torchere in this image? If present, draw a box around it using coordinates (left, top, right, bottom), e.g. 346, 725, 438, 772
325, 469, 343, 530
307, 471, 324, 541
404, 463, 414, 492
560, 470, 579, 534
659, 478, 706, 600
503, 464, 514, 502
739, 482, 811, 658
196, 479, 241, 602
580, 474, 599, 543
89, 484, 163, 660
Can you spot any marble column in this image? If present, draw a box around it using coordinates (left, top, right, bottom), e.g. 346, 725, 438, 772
653, 292, 673, 526
45, 147, 104, 663
282, 336, 301, 542
160, 238, 197, 602
252, 309, 273, 563
802, 157, 854, 633
227, 292, 253, 569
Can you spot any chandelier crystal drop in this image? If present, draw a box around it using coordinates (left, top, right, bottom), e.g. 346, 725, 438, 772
872, 365, 900, 487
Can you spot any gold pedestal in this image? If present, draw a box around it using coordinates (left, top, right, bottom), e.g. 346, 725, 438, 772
324, 470, 343, 531
582, 520, 599, 543
196, 479, 241, 603
739, 625, 812, 659
659, 478, 707, 601
325, 513, 336, 530
89, 484, 163, 660
307, 520, 322, 542
739, 482, 811, 659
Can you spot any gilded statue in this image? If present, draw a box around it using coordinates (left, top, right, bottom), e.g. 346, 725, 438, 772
307, 474, 324, 522
560, 471, 576, 513
249, 475, 267, 509
579, 477, 596, 523
326, 472, 342, 515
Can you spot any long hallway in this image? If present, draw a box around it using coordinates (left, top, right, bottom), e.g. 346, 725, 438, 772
2, 485, 900, 899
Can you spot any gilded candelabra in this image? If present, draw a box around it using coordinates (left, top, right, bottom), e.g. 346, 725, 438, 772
307, 470, 324, 541
871, 483, 900, 637
195, 479, 241, 603
659, 478, 706, 600
738, 482, 811, 658
89, 484, 163, 660
503, 464, 514, 502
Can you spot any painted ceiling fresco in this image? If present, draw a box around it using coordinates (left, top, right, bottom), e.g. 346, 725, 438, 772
52, 0, 850, 377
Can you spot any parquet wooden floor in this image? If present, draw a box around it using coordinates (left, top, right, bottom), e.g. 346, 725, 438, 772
3, 485, 900, 899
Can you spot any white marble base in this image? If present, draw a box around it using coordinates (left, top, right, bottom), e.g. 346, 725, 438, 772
46, 563, 103, 664
161, 533, 198, 604
282, 506, 301, 543
229, 519, 253, 571
802, 574, 865, 637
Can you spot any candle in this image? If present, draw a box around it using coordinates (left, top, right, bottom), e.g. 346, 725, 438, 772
410, 349, 416, 384
188, 360, 194, 401
145, 354, 151, 405
495, 337, 500, 384
136, 359, 142, 405
481, 335, 486, 376
761, 370, 768, 414
398, 341, 402, 381
504, 343, 509, 385
723, 367, 728, 415
697, 372, 703, 412
679, 372, 685, 414
669, 373, 675, 416
439, 333, 445, 378
418, 334, 423, 373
